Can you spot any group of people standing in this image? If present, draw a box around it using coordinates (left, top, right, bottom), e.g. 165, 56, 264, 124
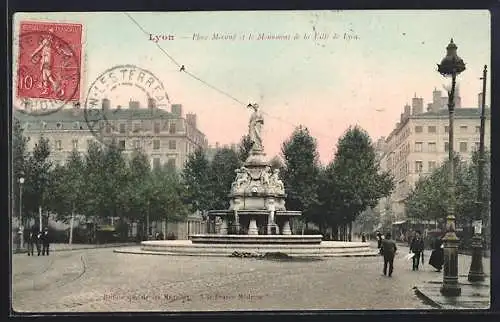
376, 230, 444, 277
25, 226, 50, 256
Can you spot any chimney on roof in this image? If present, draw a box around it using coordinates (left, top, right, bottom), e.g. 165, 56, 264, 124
129, 100, 140, 109
426, 103, 433, 112
102, 99, 110, 111
400, 113, 404, 123
72, 101, 81, 116
411, 96, 423, 115
186, 113, 197, 128
148, 98, 156, 109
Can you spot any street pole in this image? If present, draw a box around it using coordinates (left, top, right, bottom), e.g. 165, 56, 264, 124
437, 38, 465, 297
69, 209, 75, 245
468, 65, 487, 282
39, 206, 42, 232
18, 179, 24, 251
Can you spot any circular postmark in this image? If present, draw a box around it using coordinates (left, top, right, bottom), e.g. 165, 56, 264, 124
83, 65, 171, 147
15, 30, 81, 116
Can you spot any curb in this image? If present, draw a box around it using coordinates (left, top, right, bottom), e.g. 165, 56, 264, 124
412, 286, 443, 309
52, 244, 139, 252
114, 248, 380, 258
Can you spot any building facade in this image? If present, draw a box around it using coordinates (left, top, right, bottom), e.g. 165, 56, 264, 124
378, 90, 491, 224
15, 99, 208, 170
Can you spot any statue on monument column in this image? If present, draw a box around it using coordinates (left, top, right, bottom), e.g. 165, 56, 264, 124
248, 103, 264, 152
231, 166, 250, 193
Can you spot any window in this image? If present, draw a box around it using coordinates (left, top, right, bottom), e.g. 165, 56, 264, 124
56, 122, 62, 129
167, 158, 176, 169
428, 126, 436, 133
459, 142, 468, 153
169, 140, 176, 150
153, 158, 161, 170
153, 139, 160, 150
415, 126, 423, 133
154, 122, 161, 134
73, 122, 80, 129
119, 140, 126, 149
475, 126, 480, 133
169, 122, 176, 134
55, 140, 62, 150
460, 126, 468, 133
415, 161, 423, 173
428, 161, 437, 171
134, 140, 141, 149
428, 142, 436, 152
119, 123, 126, 133
444, 142, 449, 152
133, 123, 141, 132
444, 126, 449, 133
106, 125, 112, 133
475, 142, 480, 151
72, 139, 78, 150
415, 142, 423, 152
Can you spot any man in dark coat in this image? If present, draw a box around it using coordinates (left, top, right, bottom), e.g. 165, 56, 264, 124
410, 231, 425, 271
381, 232, 397, 277
40, 227, 50, 256
429, 236, 444, 272
26, 226, 38, 256
376, 231, 383, 249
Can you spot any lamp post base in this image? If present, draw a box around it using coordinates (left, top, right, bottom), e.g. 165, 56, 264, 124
468, 235, 485, 282
440, 284, 462, 297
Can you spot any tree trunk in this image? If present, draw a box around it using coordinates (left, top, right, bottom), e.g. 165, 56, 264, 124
348, 221, 353, 242
69, 209, 75, 245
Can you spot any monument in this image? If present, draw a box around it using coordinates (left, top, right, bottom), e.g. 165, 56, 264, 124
205, 103, 300, 238
130, 103, 377, 257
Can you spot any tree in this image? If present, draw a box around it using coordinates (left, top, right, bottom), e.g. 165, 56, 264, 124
81, 141, 107, 222
329, 126, 394, 241
127, 149, 152, 231
281, 126, 321, 229
45, 150, 85, 243
181, 147, 213, 215
209, 147, 241, 210
12, 118, 30, 226
269, 155, 284, 172
23, 136, 53, 228
237, 134, 253, 163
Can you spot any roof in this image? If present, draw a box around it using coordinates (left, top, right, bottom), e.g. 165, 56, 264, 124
14, 107, 174, 123
410, 107, 491, 119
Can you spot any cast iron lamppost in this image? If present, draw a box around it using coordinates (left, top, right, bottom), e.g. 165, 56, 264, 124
437, 38, 465, 297
467, 65, 487, 282
17, 177, 25, 251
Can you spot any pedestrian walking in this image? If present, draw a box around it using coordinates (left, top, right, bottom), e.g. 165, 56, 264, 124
409, 230, 425, 271
376, 231, 383, 249
381, 232, 397, 277
361, 232, 366, 243
40, 227, 50, 256
429, 235, 444, 272
26, 226, 38, 256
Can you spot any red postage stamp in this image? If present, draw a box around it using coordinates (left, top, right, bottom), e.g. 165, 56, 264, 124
16, 21, 83, 105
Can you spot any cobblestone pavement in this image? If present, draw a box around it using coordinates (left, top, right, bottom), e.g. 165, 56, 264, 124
13, 244, 484, 312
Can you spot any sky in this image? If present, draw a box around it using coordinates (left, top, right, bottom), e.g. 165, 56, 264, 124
12, 10, 491, 164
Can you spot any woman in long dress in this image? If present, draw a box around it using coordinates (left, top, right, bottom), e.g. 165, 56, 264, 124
429, 236, 444, 272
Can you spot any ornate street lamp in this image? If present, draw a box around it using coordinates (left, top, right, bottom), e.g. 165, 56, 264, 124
468, 65, 487, 282
17, 177, 25, 251
437, 38, 466, 297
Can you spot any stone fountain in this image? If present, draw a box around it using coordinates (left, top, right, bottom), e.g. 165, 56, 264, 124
127, 103, 377, 257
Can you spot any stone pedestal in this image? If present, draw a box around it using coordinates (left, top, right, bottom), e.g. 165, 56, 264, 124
440, 236, 461, 296
468, 234, 485, 282
248, 218, 258, 235
282, 220, 291, 235
219, 218, 228, 235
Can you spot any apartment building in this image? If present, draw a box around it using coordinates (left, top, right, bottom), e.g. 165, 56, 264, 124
378, 90, 491, 222
14, 99, 208, 170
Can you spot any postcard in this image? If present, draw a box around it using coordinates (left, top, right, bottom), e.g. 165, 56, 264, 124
11, 10, 491, 313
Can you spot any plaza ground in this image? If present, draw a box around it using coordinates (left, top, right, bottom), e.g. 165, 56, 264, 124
12, 243, 489, 312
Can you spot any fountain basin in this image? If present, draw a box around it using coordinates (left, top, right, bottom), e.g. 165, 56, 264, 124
116, 240, 379, 257
190, 234, 323, 244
